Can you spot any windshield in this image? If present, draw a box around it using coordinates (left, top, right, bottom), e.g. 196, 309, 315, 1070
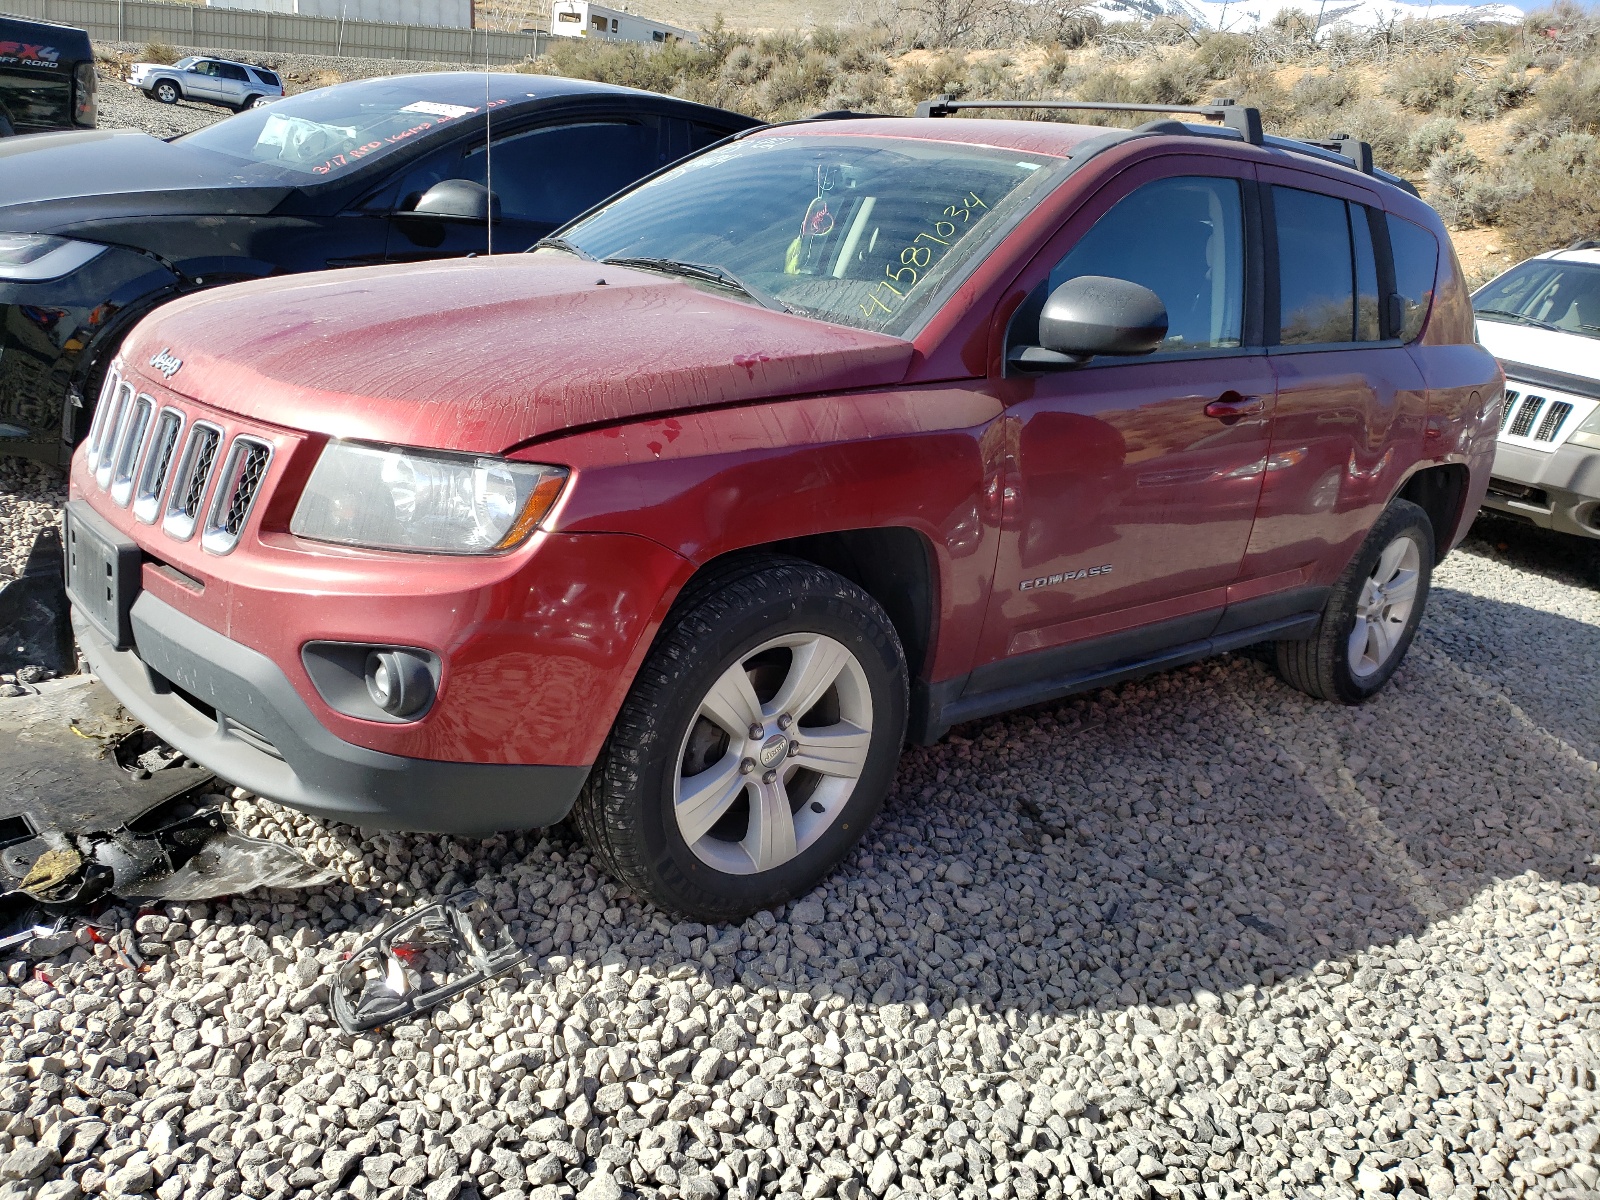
1474, 258, 1600, 340
177, 77, 507, 182
550, 134, 1061, 336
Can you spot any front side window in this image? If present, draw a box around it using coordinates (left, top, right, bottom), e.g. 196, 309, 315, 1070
1472, 257, 1600, 341
464, 122, 654, 225
552, 134, 1061, 336
1048, 175, 1245, 353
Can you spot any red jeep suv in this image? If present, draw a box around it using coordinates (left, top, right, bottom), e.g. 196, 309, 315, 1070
66, 101, 1501, 920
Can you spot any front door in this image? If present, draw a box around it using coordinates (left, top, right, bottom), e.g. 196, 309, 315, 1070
972, 163, 1276, 687
184, 60, 220, 102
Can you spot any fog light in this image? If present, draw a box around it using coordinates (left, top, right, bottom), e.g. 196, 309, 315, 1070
365, 650, 434, 718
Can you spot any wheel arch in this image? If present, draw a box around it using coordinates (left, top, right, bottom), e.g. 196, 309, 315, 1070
670, 527, 939, 685
1396, 462, 1471, 565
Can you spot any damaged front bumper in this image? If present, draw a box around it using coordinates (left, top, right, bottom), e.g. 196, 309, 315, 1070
74, 593, 590, 836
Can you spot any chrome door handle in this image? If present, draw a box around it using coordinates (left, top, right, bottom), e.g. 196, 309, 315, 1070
1204, 392, 1266, 424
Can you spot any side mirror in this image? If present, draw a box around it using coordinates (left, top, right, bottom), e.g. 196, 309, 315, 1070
399, 180, 501, 224
1012, 275, 1169, 370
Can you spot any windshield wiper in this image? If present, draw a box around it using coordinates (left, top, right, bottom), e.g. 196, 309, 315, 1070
602, 256, 792, 313
533, 236, 596, 261
1475, 308, 1560, 331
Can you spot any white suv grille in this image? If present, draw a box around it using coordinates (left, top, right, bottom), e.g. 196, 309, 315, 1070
82, 366, 275, 553
1497, 384, 1597, 452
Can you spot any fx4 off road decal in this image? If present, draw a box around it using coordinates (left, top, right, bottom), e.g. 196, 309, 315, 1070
1019, 564, 1112, 591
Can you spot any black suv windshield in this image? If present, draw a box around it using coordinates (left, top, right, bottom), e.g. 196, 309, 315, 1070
1474, 258, 1600, 340
549, 134, 1061, 336
178, 76, 510, 181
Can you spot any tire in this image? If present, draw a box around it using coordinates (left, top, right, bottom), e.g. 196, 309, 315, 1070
153, 81, 180, 104
1275, 498, 1435, 704
234, 95, 259, 112
573, 555, 908, 922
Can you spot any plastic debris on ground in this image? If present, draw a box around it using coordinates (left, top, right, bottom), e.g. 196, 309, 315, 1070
331, 889, 527, 1033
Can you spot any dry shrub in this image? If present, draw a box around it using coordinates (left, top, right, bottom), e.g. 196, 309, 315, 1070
1535, 66, 1600, 133
898, 52, 970, 104
139, 41, 179, 65
1194, 33, 1254, 81
1498, 138, 1600, 256
1407, 117, 1464, 168
1386, 55, 1463, 113
1290, 70, 1360, 122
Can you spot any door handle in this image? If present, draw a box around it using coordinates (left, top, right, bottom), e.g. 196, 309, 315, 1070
1204, 392, 1266, 424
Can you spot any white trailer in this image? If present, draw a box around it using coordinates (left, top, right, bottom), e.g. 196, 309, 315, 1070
549, 1, 698, 44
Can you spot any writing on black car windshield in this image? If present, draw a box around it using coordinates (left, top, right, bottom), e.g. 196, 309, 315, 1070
177, 79, 509, 180
553, 136, 1059, 334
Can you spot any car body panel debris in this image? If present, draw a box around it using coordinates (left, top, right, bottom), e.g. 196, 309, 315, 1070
331, 889, 525, 1034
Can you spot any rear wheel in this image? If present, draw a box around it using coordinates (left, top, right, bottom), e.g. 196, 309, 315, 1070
573, 556, 907, 921
153, 81, 180, 104
235, 95, 260, 112
1275, 498, 1434, 703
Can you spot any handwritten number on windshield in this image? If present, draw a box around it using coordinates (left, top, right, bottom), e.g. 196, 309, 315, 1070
857, 193, 983, 321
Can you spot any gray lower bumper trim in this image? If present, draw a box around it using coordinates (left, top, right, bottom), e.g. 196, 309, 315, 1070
74, 594, 589, 836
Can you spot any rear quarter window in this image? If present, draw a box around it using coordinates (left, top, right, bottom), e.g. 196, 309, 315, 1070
1387, 214, 1438, 342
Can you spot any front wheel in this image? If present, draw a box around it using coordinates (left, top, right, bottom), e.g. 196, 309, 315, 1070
1275, 498, 1434, 703
573, 556, 908, 921
153, 81, 179, 104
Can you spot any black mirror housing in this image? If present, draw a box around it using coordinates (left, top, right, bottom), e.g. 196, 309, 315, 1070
402, 179, 501, 224
1037, 275, 1169, 359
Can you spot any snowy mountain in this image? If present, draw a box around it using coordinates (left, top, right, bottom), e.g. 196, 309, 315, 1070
1080, 0, 1523, 32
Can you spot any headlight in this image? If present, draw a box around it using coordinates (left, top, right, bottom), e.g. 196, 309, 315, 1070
1572, 404, 1600, 450
289, 441, 567, 554
0, 234, 107, 282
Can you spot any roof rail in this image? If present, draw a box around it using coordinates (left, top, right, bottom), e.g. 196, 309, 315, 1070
913, 95, 1265, 146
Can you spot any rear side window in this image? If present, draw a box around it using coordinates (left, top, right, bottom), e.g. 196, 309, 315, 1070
1274, 186, 1394, 345
252, 68, 280, 87
464, 121, 656, 226
1387, 214, 1439, 342
1048, 175, 1245, 352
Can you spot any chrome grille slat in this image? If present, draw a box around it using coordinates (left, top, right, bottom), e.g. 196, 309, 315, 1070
84, 368, 122, 471
133, 408, 185, 524
109, 395, 155, 507
90, 380, 134, 484
201, 437, 273, 556
1500, 390, 1520, 430
1535, 400, 1573, 442
1508, 396, 1546, 438
162, 422, 222, 542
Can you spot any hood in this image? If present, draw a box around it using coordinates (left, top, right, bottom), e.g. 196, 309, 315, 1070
120, 255, 917, 453
1475, 318, 1600, 384
0, 129, 292, 232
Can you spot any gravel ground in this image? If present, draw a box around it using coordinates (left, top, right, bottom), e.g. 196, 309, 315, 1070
1, 513, 1597, 1200
91, 42, 516, 139
0, 460, 67, 583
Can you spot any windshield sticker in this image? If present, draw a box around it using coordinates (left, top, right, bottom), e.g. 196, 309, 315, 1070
857, 191, 983, 320
400, 101, 477, 120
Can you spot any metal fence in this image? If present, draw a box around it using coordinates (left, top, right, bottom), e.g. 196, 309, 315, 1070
3, 0, 547, 63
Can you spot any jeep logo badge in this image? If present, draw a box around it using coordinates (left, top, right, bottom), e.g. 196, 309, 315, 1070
759, 734, 789, 768
149, 348, 183, 378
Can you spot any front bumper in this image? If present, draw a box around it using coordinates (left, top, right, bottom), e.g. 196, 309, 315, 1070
75, 592, 590, 835
1482, 440, 1600, 540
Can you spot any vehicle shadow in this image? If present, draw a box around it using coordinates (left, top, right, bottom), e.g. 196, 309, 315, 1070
269, 561, 1599, 1029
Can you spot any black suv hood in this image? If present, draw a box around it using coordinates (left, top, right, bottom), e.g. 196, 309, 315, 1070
0, 129, 293, 233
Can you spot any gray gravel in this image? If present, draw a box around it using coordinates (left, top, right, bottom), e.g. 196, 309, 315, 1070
0, 459, 65, 583
2, 513, 1598, 1200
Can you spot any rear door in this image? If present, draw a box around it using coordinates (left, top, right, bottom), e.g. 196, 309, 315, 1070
1233, 168, 1428, 600
971, 155, 1277, 686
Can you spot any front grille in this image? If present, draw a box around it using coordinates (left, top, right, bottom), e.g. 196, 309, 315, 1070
93, 382, 139, 489
1534, 401, 1573, 442
1508, 396, 1546, 438
162, 423, 222, 541
200, 437, 273, 555
133, 409, 184, 524
84, 369, 125, 473
108, 394, 155, 508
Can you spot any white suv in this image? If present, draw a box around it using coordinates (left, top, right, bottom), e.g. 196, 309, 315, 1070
1472, 243, 1600, 557
128, 56, 284, 112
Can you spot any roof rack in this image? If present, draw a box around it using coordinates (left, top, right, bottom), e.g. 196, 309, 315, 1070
911, 96, 1419, 194
914, 96, 1265, 146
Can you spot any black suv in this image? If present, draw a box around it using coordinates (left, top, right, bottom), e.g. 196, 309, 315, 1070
0, 71, 756, 463
0, 15, 96, 136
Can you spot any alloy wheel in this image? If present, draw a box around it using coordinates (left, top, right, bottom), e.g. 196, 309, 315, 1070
1348, 533, 1421, 679
674, 633, 873, 876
